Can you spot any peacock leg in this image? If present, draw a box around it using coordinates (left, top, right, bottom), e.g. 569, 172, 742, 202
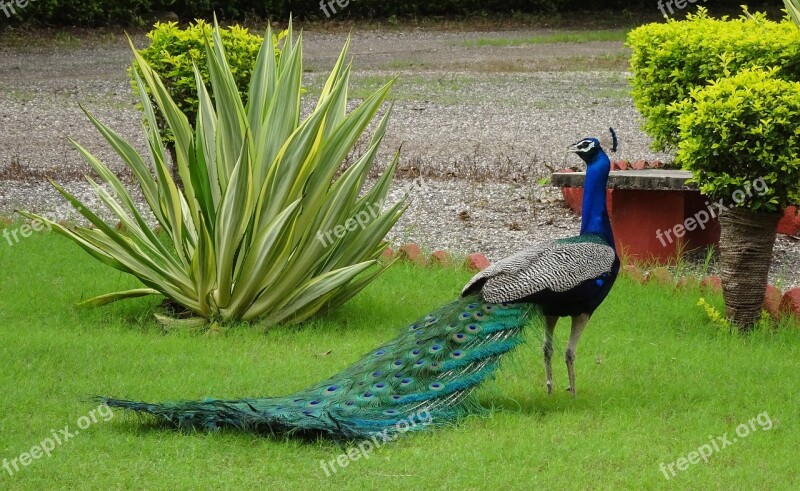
565, 313, 590, 398
543, 316, 558, 395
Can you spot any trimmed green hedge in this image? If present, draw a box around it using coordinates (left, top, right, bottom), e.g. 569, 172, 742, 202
3, 0, 774, 27
628, 8, 800, 151
131, 21, 284, 145
675, 68, 800, 212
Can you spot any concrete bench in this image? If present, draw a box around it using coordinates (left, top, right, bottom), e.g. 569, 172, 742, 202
551, 169, 719, 262
552, 169, 799, 262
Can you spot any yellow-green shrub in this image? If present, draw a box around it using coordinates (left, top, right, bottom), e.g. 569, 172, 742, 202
628, 8, 800, 151
131, 21, 286, 144
675, 68, 800, 213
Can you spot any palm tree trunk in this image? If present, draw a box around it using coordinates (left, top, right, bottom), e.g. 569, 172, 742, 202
718, 208, 781, 331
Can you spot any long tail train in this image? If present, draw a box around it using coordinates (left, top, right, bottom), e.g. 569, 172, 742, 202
99, 294, 541, 439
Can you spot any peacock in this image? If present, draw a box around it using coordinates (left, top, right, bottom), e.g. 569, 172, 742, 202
99, 131, 620, 440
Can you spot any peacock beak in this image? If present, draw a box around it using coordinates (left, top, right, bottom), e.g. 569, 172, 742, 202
567, 142, 581, 153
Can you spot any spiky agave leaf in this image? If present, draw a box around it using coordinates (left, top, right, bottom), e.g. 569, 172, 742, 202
785, 0, 800, 27
21, 20, 404, 326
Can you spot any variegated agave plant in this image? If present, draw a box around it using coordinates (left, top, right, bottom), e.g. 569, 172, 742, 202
21, 22, 406, 327
786, 0, 800, 26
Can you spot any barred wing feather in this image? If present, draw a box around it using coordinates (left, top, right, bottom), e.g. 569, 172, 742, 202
462, 240, 616, 303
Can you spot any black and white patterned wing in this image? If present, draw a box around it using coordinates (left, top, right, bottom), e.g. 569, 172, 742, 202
461, 241, 552, 297
462, 241, 616, 304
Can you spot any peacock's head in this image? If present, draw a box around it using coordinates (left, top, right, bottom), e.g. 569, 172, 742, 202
568, 138, 603, 164
568, 128, 617, 165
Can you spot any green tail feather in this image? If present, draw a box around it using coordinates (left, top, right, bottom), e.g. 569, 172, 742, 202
99, 294, 541, 439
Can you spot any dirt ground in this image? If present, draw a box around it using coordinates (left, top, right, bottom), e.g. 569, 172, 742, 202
0, 26, 797, 287
0, 28, 659, 178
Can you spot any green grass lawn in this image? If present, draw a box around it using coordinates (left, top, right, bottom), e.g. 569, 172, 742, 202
1, 229, 799, 490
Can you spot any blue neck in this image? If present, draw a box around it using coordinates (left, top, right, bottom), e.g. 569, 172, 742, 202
580, 151, 615, 249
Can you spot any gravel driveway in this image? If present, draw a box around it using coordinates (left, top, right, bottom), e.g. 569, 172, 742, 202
1, 28, 797, 288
